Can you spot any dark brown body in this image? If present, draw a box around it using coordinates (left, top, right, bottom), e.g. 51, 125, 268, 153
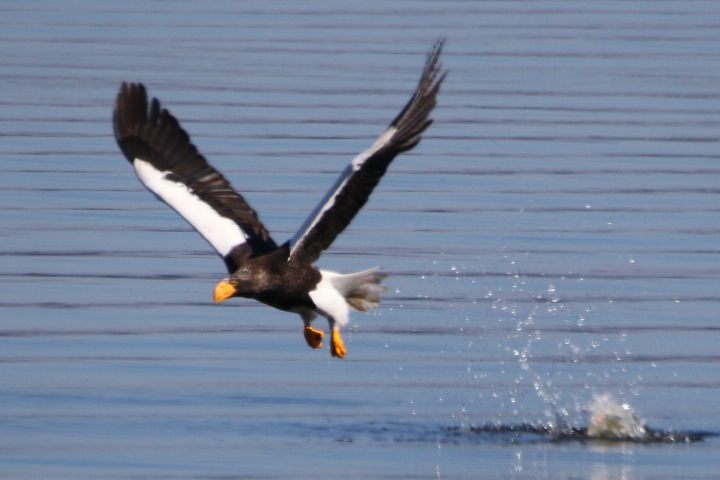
222, 243, 321, 312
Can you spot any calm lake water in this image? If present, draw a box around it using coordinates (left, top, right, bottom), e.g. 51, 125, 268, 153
2, 1, 720, 478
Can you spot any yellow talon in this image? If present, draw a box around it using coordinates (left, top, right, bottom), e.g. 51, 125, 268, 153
331, 330, 346, 358
304, 326, 324, 349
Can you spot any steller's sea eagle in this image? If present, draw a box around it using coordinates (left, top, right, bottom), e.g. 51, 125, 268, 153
113, 41, 446, 357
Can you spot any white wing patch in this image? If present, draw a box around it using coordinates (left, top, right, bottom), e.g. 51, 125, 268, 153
133, 159, 247, 257
288, 126, 397, 257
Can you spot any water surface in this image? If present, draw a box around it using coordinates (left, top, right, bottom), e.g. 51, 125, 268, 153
2, 1, 720, 478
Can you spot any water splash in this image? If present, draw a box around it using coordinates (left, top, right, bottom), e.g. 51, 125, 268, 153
505, 283, 575, 432
587, 392, 647, 440
460, 392, 708, 444
472, 280, 709, 445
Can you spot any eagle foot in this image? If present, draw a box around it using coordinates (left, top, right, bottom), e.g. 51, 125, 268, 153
304, 325, 324, 349
331, 330, 346, 358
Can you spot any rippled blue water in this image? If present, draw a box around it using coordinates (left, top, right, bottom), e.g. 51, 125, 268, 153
2, 1, 720, 478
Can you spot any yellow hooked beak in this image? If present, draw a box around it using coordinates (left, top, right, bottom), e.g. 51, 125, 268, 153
213, 281, 237, 304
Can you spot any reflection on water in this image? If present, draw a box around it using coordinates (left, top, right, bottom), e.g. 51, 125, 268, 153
464, 424, 708, 445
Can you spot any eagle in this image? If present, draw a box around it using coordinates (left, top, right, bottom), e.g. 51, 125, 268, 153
112, 42, 445, 357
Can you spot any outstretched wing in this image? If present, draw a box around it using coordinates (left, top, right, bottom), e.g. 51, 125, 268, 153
288, 41, 446, 265
113, 83, 277, 271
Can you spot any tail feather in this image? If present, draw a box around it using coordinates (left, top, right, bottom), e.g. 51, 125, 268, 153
326, 267, 388, 312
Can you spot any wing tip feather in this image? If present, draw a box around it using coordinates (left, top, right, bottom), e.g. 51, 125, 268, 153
387, 40, 447, 144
